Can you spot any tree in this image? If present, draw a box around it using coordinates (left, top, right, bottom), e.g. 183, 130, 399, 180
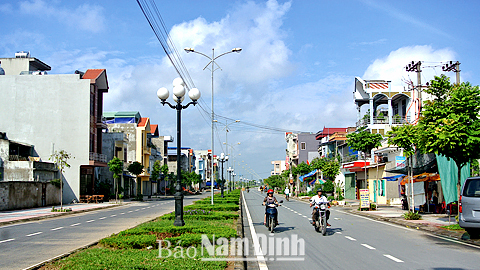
417, 75, 480, 213
347, 127, 383, 182
127, 161, 144, 197
108, 157, 124, 203
50, 150, 73, 210
151, 160, 162, 185
264, 174, 285, 190
387, 124, 419, 211
311, 157, 340, 181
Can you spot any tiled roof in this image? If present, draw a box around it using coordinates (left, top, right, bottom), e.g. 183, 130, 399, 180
316, 128, 348, 139
151, 124, 158, 135
138, 117, 148, 127
83, 69, 105, 80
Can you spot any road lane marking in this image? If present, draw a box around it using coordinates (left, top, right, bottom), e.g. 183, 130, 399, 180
335, 232, 342, 234
110, 215, 117, 217
384, 254, 403, 263
70, 223, 81, 227
99, 217, 107, 220
135, 209, 140, 211
242, 192, 268, 270
345, 236, 356, 241
120, 212, 125, 215
51, 227, 63, 231
0, 238, 14, 243
26, 232, 43, 237
86, 220, 95, 223
361, 244, 376, 250
128, 211, 133, 213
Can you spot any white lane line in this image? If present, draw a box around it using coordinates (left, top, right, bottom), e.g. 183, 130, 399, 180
51, 227, 63, 231
110, 215, 117, 217
135, 209, 140, 211
242, 192, 268, 270
86, 220, 95, 223
302, 215, 308, 218
0, 238, 15, 243
141, 208, 146, 210
335, 232, 342, 234
128, 211, 133, 213
383, 254, 403, 263
99, 217, 107, 220
120, 212, 125, 215
345, 236, 356, 241
361, 244, 376, 250
26, 232, 43, 237
70, 223, 81, 227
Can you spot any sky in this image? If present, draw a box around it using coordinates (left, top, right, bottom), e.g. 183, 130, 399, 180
1, 0, 479, 180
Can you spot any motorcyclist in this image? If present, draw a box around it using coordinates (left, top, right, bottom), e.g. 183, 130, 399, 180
263, 189, 279, 226
310, 188, 331, 227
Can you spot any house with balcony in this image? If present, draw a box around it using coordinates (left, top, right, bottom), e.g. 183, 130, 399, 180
354, 77, 413, 135
271, 160, 286, 175
103, 112, 152, 196
0, 52, 108, 202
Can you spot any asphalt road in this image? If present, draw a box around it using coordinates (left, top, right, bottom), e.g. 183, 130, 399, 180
0, 194, 207, 270
243, 189, 480, 270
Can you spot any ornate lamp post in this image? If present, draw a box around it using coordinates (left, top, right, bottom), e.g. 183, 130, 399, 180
232, 172, 236, 190
227, 167, 234, 192
218, 152, 228, 198
184, 47, 241, 205
157, 78, 201, 226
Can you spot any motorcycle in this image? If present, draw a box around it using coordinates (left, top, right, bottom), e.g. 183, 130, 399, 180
312, 202, 328, 235
264, 200, 283, 233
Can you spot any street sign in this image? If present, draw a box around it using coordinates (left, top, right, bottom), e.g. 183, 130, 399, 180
396, 156, 406, 168
360, 189, 370, 208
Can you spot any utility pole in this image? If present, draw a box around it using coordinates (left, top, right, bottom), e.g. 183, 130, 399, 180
405, 61, 421, 212
442, 61, 461, 84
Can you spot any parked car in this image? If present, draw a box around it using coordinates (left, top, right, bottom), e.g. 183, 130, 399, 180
459, 177, 480, 238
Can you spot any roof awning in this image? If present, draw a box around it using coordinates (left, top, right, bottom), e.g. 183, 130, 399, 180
383, 174, 405, 181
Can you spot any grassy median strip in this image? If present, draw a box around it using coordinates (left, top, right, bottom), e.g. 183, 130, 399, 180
41, 190, 241, 270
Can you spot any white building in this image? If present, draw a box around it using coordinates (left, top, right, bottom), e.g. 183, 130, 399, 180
0, 53, 108, 202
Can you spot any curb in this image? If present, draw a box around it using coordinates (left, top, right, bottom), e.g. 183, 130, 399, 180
234, 191, 245, 270
0, 203, 129, 227
341, 208, 480, 247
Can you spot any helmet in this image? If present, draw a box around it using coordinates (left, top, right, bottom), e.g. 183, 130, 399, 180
316, 188, 323, 193
267, 189, 274, 194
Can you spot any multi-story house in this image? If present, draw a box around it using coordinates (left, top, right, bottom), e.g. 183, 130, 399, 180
195, 149, 212, 189
103, 112, 152, 196
99, 131, 129, 196
271, 160, 286, 175
0, 52, 108, 203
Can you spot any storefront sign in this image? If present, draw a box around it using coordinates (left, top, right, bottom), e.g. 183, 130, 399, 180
396, 156, 406, 168
360, 189, 370, 208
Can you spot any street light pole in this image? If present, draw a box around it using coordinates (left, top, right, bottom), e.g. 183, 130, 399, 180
157, 78, 201, 226
218, 153, 228, 198
184, 47, 241, 205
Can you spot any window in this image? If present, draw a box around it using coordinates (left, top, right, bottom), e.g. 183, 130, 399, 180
300, 142, 306, 150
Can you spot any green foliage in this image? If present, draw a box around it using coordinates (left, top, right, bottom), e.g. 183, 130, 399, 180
321, 180, 334, 193
184, 203, 239, 212
296, 161, 312, 176
311, 157, 340, 181
347, 127, 383, 155
327, 196, 334, 201
387, 124, 418, 157
264, 174, 285, 190
108, 157, 124, 180
417, 75, 480, 204
127, 161, 144, 176
441, 224, 464, 230
471, 159, 480, 177
418, 75, 480, 169
150, 160, 162, 181
50, 178, 61, 188
403, 211, 421, 220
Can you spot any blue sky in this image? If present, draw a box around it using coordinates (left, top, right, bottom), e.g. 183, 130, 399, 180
1, 0, 479, 179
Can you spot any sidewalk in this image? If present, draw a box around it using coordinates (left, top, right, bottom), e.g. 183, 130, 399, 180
0, 202, 123, 226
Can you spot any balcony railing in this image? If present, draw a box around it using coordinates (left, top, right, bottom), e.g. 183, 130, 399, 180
356, 116, 411, 127
89, 152, 107, 163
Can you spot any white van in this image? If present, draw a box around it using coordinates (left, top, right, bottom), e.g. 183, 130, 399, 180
459, 177, 480, 238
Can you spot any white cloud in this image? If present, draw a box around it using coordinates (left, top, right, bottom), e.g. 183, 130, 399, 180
19, 0, 105, 33
362, 45, 457, 89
